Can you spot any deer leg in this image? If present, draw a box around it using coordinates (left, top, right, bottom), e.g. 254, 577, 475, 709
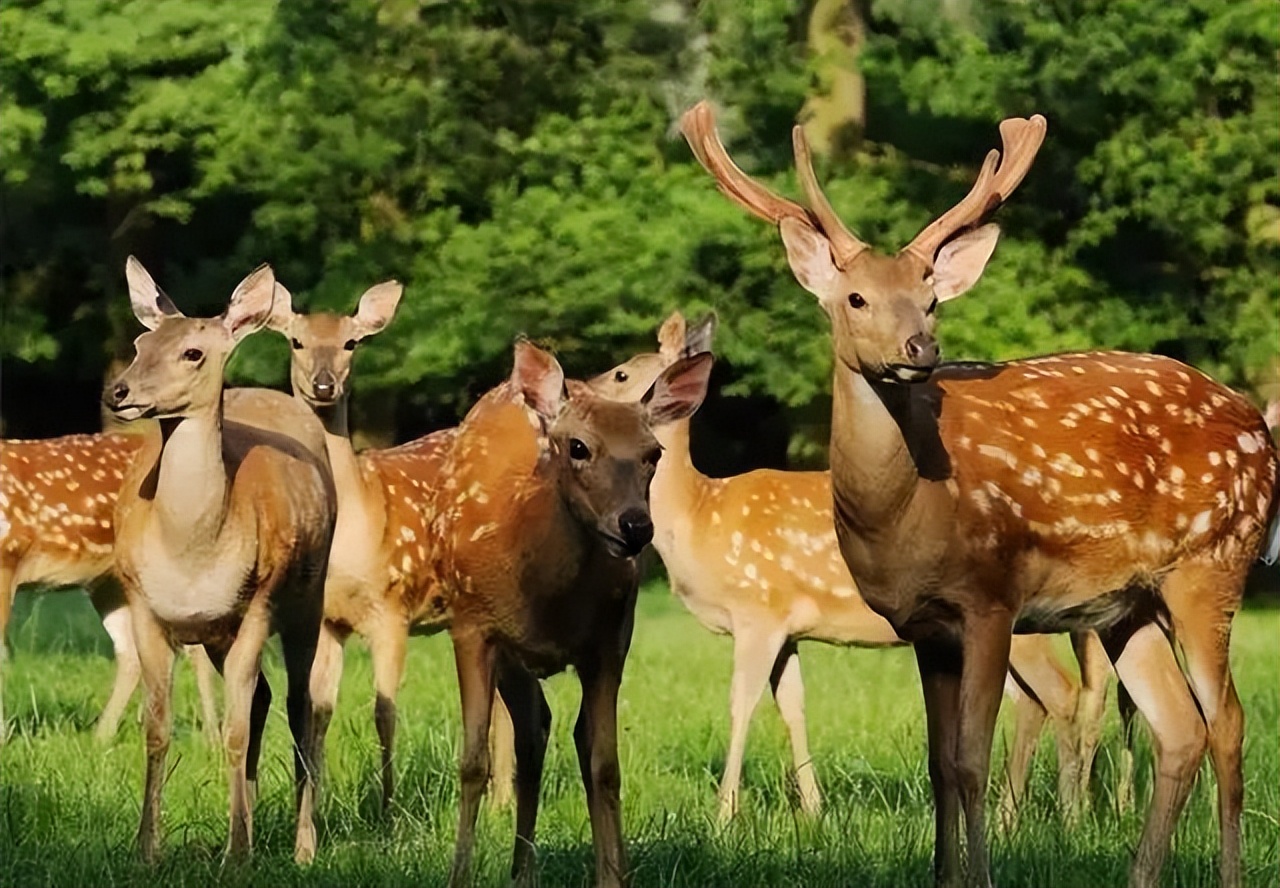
954, 611, 1013, 888
915, 640, 962, 888
244, 670, 272, 807
1116, 681, 1138, 814
131, 602, 175, 863
308, 620, 347, 800
220, 610, 271, 862
1071, 630, 1111, 813
447, 630, 496, 888
94, 603, 141, 742
769, 639, 821, 816
718, 624, 786, 823
996, 673, 1046, 831
574, 656, 628, 888
369, 620, 408, 815
1008, 634, 1082, 822
488, 695, 516, 810
1100, 621, 1206, 888
497, 659, 551, 885
1161, 562, 1245, 888
280, 618, 320, 865
185, 644, 221, 745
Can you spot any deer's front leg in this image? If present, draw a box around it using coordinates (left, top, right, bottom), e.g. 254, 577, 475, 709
447, 628, 496, 888
131, 602, 175, 863
221, 608, 271, 861
574, 655, 628, 888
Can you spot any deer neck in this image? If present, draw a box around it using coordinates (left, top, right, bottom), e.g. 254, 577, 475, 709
651, 418, 706, 529
829, 363, 925, 536
305, 395, 377, 528
152, 407, 230, 551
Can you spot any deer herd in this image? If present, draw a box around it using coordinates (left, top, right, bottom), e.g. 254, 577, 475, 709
1, 102, 1277, 888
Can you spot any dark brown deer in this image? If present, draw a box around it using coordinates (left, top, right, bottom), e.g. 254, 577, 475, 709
105, 259, 336, 863
681, 101, 1279, 888
432, 340, 712, 888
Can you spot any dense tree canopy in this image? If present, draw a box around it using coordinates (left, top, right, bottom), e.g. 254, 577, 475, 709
3, 0, 1276, 467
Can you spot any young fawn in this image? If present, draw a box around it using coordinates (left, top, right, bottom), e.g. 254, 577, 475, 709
683, 101, 1278, 888
104, 259, 336, 864
0, 432, 220, 742
434, 340, 712, 888
264, 280, 515, 811
591, 310, 1116, 825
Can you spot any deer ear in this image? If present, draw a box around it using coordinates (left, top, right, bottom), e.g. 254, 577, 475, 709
223, 264, 277, 342
352, 280, 404, 338
643, 352, 713, 427
511, 339, 565, 420
684, 312, 717, 357
931, 224, 1000, 302
125, 256, 183, 330
657, 311, 687, 359
779, 218, 840, 298
265, 281, 295, 333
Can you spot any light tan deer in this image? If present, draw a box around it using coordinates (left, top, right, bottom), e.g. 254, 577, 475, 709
0, 432, 220, 742
590, 310, 1112, 826
681, 101, 1279, 888
433, 340, 712, 888
104, 258, 336, 864
263, 281, 515, 812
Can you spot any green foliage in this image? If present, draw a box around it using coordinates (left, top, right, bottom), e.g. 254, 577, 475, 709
2, 0, 1276, 451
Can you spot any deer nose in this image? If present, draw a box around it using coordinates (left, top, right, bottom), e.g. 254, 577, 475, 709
311, 369, 337, 401
905, 333, 939, 366
106, 380, 130, 406
617, 508, 654, 554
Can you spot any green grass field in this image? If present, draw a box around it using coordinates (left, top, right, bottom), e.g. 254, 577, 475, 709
1, 584, 1277, 887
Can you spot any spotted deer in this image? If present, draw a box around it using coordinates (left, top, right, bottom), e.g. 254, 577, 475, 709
0, 432, 220, 742
681, 102, 1279, 888
104, 258, 336, 864
591, 310, 1111, 826
434, 340, 712, 888
263, 280, 515, 812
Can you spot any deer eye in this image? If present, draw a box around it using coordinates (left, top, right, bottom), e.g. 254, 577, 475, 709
926, 296, 938, 315
290, 338, 303, 350
344, 339, 357, 351
847, 292, 867, 309
569, 438, 591, 461
181, 348, 203, 362
614, 370, 628, 383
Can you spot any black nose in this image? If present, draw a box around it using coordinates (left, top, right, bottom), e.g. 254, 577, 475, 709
905, 333, 939, 366
618, 509, 654, 553
106, 381, 130, 406
312, 370, 337, 401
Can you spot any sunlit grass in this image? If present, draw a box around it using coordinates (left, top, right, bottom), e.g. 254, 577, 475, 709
2, 584, 1277, 887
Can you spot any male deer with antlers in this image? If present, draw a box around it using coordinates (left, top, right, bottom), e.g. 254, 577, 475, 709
433, 340, 712, 888
592, 310, 1113, 826
263, 281, 515, 811
1, 432, 220, 742
681, 102, 1279, 888
104, 259, 335, 864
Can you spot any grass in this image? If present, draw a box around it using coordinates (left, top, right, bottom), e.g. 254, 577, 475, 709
1, 584, 1277, 887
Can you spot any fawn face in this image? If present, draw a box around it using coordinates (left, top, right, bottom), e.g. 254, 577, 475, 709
512, 342, 713, 556
105, 259, 276, 421
589, 311, 717, 403
266, 281, 403, 408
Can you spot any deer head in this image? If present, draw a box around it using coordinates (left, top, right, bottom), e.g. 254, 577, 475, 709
589, 311, 717, 404
104, 258, 277, 421
510, 340, 713, 555
267, 280, 404, 408
680, 102, 1045, 382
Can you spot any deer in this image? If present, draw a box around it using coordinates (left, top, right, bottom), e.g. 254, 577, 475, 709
1, 432, 220, 742
103, 258, 336, 864
432, 339, 712, 888
680, 101, 1279, 888
589, 310, 1117, 827
262, 280, 516, 812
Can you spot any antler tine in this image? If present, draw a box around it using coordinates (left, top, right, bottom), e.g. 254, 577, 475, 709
680, 101, 813, 227
791, 125, 869, 267
904, 114, 1048, 266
